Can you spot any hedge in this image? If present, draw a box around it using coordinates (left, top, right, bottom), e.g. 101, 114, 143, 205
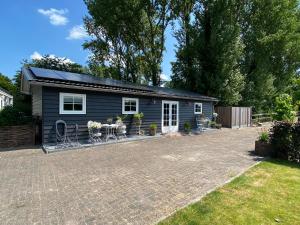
270, 122, 300, 163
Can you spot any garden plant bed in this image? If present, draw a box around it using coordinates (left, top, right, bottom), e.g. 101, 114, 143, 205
158, 159, 300, 225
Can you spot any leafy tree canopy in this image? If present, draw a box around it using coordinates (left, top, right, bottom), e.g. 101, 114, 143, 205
84, 0, 172, 86
28, 55, 87, 74
0, 73, 15, 93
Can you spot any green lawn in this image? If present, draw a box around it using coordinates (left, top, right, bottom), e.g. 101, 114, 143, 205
158, 160, 300, 225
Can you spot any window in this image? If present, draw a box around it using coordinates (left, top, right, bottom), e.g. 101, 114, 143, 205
194, 103, 202, 114
122, 97, 139, 114
59, 93, 86, 114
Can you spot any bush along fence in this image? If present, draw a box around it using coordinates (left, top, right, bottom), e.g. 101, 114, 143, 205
270, 122, 300, 163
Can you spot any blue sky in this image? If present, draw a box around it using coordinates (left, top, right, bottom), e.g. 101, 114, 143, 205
0, 0, 176, 80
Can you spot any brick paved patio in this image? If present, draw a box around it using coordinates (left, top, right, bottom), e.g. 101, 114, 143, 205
0, 128, 261, 225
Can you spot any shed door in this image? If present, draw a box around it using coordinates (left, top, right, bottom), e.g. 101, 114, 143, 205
162, 101, 179, 133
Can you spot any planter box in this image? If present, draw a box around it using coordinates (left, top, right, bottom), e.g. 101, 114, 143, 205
255, 140, 273, 156
0, 125, 35, 149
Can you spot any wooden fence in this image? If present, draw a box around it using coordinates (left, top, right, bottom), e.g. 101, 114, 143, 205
215, 106, 252, 128
252, 113, 275, 123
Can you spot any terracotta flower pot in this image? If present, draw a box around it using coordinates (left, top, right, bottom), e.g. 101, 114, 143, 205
255, 140, 273, 156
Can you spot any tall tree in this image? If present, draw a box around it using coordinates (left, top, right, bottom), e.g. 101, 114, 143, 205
170, 0, 197, 90
84, 0, 144, 82
171, 0, 245, 105
138, 0, 172, 85
195, 0, 245, 105
240, 0, 300, 112
84, 0, 172, 85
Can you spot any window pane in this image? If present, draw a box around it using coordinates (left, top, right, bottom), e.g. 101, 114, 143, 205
195, 104, 202, 112
124, 99, 137, 112
125, 105, 131, 111
74, 97, 83, 104
74, 104, 83, 111
64, 104, 73, 111
64, 96, 73, 104
172, 104, 177, 125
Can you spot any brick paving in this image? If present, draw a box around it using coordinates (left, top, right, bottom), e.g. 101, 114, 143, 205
0, 128, 261, 225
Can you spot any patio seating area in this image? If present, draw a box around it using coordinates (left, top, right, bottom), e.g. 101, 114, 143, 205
43, 133, 162, 153
43, 112, 220, 153
43, 118, 162, 153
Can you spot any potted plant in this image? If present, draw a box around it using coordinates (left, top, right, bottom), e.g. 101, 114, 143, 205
184, 121, 192, 134
149, 123, 157, 136
133, 112, 144, 135
255, 128, 272, 156
212, 112, 218, 122
215, 123, 222, 129
115, 115, 127, 125
209, 121, 216, 128
107, 117, 113, 125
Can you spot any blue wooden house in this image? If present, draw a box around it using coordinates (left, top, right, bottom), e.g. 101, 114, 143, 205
21, 67, 218, 145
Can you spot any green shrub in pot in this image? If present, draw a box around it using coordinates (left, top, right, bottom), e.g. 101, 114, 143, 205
149, 123, 157, 136
184, 121, 192, 134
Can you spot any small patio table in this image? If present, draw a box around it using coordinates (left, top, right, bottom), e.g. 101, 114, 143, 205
102, 124, 118, 142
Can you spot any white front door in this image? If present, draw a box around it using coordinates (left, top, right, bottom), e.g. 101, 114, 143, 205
162, 100, 179, 133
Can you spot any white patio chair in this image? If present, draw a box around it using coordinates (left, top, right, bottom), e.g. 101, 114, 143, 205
116, 125, 127, 139
88, 127, 103, 144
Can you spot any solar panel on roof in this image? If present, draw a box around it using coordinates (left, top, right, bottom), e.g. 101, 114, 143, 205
29, 67, 154, 92
30, 67, 65, 80
28, 67, 218, 101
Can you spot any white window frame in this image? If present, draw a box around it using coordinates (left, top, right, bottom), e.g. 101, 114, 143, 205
59, 93, 86, 115
122, 97, 139, 114
194, 103, 203, 114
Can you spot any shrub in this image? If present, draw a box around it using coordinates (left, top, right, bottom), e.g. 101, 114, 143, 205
184, 122, 192, 133
259, 132, 269, 142
273, 94, 295, 122
0, 106, 32, 126
149, 123, 157, 130
149, 123, 157, 136
270, 122, 300, 163
106, 117, 113, 124
133, 113, 144, 125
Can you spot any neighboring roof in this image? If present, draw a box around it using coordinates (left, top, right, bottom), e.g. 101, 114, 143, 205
0, 86, 13, 97
22, 66, 218, 102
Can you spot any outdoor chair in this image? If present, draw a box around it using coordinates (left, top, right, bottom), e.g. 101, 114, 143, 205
116, 124, 127, 139
88, 127, 103, 144
72, 124, 81, 147
55, 120, 73, 148
195, 116, 205, 133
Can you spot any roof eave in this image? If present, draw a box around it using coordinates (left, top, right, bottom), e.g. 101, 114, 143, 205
29, 80, 217, 102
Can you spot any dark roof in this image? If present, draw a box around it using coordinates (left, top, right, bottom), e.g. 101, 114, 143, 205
0, 86, 12, 96
22, 66, 218, 102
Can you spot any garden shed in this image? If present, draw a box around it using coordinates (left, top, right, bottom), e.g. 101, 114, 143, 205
215, 106, 252, 128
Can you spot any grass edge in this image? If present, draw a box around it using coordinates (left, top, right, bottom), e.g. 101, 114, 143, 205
154, 158, 266, 225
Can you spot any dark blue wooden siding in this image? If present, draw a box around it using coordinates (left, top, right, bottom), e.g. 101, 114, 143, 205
42, 87, 214, 144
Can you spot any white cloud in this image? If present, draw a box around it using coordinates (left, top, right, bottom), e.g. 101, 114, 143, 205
30, 51, 74, 64
38, 8, 69, 26
30, 51, 42, 60
66, 25, 89, 40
